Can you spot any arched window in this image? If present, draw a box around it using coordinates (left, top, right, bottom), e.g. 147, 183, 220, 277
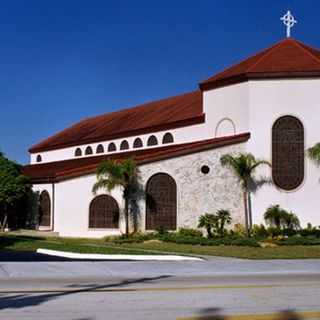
89, 195, 119, 229
272, 115, 304, 190
75, 148, 82, 157
147, 135, 158, 146
85, 146, 93, 155
162, 132, 174, 144
108, 142, 116, 152
120, 140, 129, 150
96, 144, 104, 154
133, 138, 143, 148
146, 173, 177, 230
39, 190, 51, 227
36, 155, 42, 163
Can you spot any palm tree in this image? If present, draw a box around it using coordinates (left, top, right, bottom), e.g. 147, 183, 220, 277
263, 204, 283, 229
220, 153, 271, 236
215, 209, 232, 237
92, 158, 139, 235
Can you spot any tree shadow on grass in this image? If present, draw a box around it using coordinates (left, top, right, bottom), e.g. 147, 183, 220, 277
0, 275, 171, 311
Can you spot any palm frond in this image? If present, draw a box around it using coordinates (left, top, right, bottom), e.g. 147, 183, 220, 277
308, 143, 320, 165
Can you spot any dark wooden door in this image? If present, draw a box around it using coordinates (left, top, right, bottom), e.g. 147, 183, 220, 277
146, 173, 177, 230
39, 191, 51, 227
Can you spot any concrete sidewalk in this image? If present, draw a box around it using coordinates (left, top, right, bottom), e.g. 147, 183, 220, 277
1, 257, 320, 280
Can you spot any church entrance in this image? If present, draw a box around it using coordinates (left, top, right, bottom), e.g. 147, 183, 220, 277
146, 173, 177, 230
39, 190, 51, 227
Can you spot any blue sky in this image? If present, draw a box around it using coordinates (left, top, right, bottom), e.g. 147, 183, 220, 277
0, 0, 318, 164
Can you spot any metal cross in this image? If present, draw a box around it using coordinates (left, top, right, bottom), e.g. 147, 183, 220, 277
280, 10, 297, 38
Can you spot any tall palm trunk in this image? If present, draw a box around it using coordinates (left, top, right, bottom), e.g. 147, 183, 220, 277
0, 204, 8, 232
248, 191, 253, 230
243, 190, 249, 237
124, 197, 129, 236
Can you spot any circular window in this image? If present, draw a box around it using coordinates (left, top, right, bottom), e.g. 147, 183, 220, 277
201, 165, 210, 174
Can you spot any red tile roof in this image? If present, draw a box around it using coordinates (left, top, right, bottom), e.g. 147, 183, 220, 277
30, 91, 204, 153
24, 133, 250, 183
199, 38, 320, 90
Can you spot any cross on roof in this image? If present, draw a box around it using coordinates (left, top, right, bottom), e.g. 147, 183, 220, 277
280, 10, 297, 38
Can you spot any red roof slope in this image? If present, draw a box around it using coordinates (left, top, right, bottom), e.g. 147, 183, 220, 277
200, 38, 320, 90
30, 91, 204, 153
24, 133, 250, 183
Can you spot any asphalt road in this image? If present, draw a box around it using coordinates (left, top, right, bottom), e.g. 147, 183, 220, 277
0, 256, 320, 320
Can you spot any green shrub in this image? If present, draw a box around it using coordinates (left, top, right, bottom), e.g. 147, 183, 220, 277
252, 224, 268, 238
177, 228, 203, 238
276, 236, 320, 246
230, 223, 247, 238
104, 232, 156, 244
300, 226, 320, 238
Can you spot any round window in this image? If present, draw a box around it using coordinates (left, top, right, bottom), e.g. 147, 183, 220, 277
201, 165, 210, 174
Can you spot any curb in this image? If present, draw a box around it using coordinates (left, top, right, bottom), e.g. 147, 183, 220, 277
36, 248, 203, 261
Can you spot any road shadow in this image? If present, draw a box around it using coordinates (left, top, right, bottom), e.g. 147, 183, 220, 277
0, 275, 171, 311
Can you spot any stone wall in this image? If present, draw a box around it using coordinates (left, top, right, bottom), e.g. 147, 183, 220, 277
138, 142, 246, 232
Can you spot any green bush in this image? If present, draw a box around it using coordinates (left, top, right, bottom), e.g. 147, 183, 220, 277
104, 232, 156, 244
177, 228, 203, 238
276, 236, 320, 246
252, 224, 269, 238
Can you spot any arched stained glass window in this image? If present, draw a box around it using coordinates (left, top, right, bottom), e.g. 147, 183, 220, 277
108, 143, 116, 152
133, 138, 143, 148
75, 148, 82, 157
120, 140, 129, 150
96, 144, 104, 154
272, 115, 304, 191
147, 135, 158, 146
162, 132, 174, 144
85, 146, 93, 155
89, 195, 119, 229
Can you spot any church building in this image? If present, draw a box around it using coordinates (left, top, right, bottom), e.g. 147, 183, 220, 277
24, 37, 320, 238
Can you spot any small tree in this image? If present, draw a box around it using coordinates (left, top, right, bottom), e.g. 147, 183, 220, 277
220, 153, 271, 236
92, 158, 139, 235
198, 209, 232, 238
264, 204, 300, 230
263, 204, 283, 229
0, 152, 30, 231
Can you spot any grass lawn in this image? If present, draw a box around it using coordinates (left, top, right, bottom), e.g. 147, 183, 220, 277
113, 241, 320, 259
0, 234, 160, 255
1, 233, 320, 259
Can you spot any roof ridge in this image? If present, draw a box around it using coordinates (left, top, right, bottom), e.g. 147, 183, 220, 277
246, 39, 286, 73
291, 39, 320, 65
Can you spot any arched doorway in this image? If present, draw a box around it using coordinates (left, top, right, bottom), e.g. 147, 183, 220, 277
89, 195, 119, 229
146, 173, 177, 230
39, 190, 51, 227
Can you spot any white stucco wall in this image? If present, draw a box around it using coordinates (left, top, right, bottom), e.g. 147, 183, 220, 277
247, 79, 320, 227
203, 82, 250, 138
32, 142, 246, 238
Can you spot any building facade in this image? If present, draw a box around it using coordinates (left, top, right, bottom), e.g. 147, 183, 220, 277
24, 38, 320, 237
